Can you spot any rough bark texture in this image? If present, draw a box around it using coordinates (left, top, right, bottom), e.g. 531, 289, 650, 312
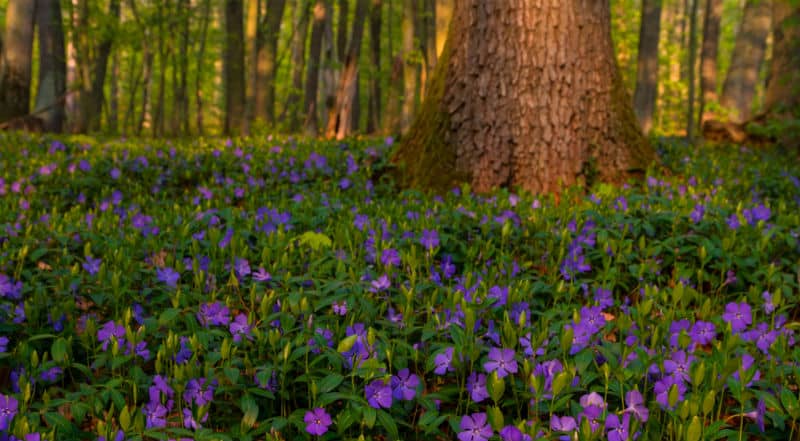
698, 0, 723, 124
325, 0, 369, 139
305, 0, 329, 135
686, 0, 700, 139
391, 0, 654, 195
367, 0, 382, 133
287, 0, 311, 131
400, 0, 417, 134
34, 0, 67, 133
0, 0, 36, 123
719, 0, 770, 123
224, 0, 246, 134
245, 0, 260, 132
632, 0, 662, 134
256, 0, 287, 124
763, 1, 800, 115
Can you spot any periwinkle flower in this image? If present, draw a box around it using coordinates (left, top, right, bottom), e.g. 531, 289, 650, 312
156, 267, 180, 288
722, 302, 752, 333
370, 274, 391, 292
233, 258, 251, 278
466, 372, 489, 403
0, 393, 18, 431
380, 248, 401, 268
624, 389, 649, 422
365, 379, 392, 409
458, 413, 493, 441
499, 425, 529, 441
762, 291, 775, 314
487, 285, 508, 307
332, 301, 347, 316
98, 320, 126, 351
304, 407, 332, 436
743, 398, 766, 432
252, 267, 271, 282
391, 368, 419, 401
420, 229, 440, 250
606, 413, 632, 441
550, 415, 577, 438
83, 256, 102, 276
197, 301, 231, 327
434, 347, 455, 375
229, 313, 253, 343
484, 347, 518, 378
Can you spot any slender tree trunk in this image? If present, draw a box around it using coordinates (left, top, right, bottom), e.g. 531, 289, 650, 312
720, 0, 770, 123
196, 0, 211, 134
224, 0, 247, 134
763, 1, 799, 115
139, 44, 153, 135
632, 0, 662, 134
34, 0, 67, 132
337, 0, 349, 62
109, 51, 119, 134
367, 0, 382, 133
255, 0, 287, 124
154, 1, 167, 136
698, 0, 723, 125
686, 0, 700, 139
304, 0, 330, 135
65, 0, 80, 128
391, 0, 654, 194
245, 0, 260, 133
287, 0, 311, 131
326, 0, 369, 139
320, 1, 335, 129
176, 0, 191, 135
400, 0, 416, 134
435, 0, 452, 56
0, 0, 36, 123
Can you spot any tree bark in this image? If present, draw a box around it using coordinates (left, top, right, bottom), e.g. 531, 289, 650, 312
305, 0, 330, 135
391, 0, 654, 194
287, 0, 311, 131
326, 0, 369, 139
34, 0, 67, 132
763, 1, 799, 115
632, 0, 662, 134
255, 0, 287, 124
245, 0, 260, 133
224, 0, 247, 135
337, 0, 349, 62
196, 0, 212, 134
0, 0, 36, 123
720, 0, 770, 123
698, 0, 723, 125
367, 0, 382, 133
686, 0, 700, 139
400, 0, 417, 134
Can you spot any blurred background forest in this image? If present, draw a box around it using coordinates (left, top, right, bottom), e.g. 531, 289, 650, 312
0, 0, 789, 138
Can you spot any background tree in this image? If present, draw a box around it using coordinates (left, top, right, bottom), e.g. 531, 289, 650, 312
720, 0, 771, 123
35, 0, 67, 132
698, 0, 723, 124
391, 0, 655, 194
0, 0, 35, 124
224, 0, 246, 134
633, 0, 663, 133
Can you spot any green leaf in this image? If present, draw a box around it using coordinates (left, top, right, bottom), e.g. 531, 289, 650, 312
297, 231, 333, 251
376, 409, 400, 441
317, 373, 344, 393
240, 394, 258, 429
363, 405, 376, 428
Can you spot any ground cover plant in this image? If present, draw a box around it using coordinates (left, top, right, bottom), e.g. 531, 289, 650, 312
0, 133, 799, 441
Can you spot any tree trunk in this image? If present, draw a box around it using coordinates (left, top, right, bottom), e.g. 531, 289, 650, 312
0, 0, 36, 123
109, 51, 119, 134
177, 0, 191, 134
255, 0, 287, 124
698, 0, 723, 125
435, 0, 452, 56
686, 0, 700, 139
400, 0, 417, 134
224, 0, 247, 135
632, 0, 662, 134
326, 0, 369, 139
304, 0, 330, 135
196, 0, 212, 134
287, 0, 311, 131
763, 1, 799, 115
245, 0, 260, 133
720, 0, 770, 123
423, 0, 436, 75
367, 0, 382, 133
337, 0, 349, 62
391, 0, 654, 194
34, 0, 67, 132
154, 1, 167, 136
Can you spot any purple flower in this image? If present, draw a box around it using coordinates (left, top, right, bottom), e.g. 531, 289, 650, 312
664, 350, 694, 383
762, 291, 775, 314
40, 366, 62, 382
174, 337, 192, 364
365, 379, 392, 409
732, 352, 761, 386
434, 347, 454, 375
234, 258, 251, 278
499, 425, 529, 441
744, 204, 770, 225
83, 256, 102, 276
0, 393, 18, 431
156, 267, 180, 288
727, 213, 741, 230
143, 401, 168, 428
466, 372, 489, 403
380, 248, 401, 268
722, 302, 752, 333
484, 347, 517, 378
420, 229, 440, 251
689, 320, 716, 346
391, 368, 420, 401
458, 413, 493, 441
332, 301, 347, 316
370, 274, 391, 292
97, 320, 126, 351
252, 267, 271, 282
606, 413, 631, 441
690, 204, 705, 223
550, 414, 577, 432
487, 285, 509, 307
744, 398, 766, 432
197, 301, 231, 327
304, 408, 332, 436
0, 337, 9, 353
654, 376, 686, 410
229, 313, 253, 343
624, 389, 649, 422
